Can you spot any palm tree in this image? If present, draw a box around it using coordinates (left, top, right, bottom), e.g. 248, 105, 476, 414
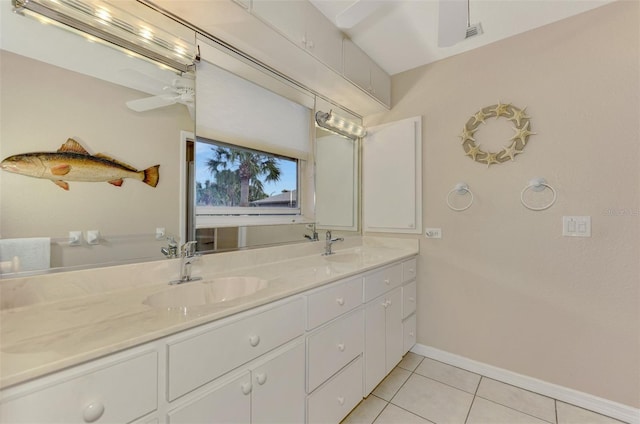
206, 145, 281, 207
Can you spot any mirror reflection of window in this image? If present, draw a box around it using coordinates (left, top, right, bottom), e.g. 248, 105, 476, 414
194, 139, 299, 210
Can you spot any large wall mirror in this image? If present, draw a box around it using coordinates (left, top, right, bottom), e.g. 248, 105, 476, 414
0, 0, 196, 275
0, 0, 361, 276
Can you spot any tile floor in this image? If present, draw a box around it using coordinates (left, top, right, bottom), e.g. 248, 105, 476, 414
342, 352, 628, 424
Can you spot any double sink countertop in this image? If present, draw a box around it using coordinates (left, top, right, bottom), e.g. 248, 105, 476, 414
0, 236, 418, 389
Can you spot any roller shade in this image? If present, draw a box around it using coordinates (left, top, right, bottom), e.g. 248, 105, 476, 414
195, 57, 311, 160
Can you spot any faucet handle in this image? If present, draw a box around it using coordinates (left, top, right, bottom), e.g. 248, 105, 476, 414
182, 241, 198, 257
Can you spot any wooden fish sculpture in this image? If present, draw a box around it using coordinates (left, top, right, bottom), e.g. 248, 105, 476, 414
0, 139, 160, 190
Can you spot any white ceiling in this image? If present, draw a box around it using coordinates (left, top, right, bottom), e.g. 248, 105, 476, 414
309, 0, 615, 75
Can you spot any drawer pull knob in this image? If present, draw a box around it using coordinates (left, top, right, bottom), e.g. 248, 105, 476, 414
241, 382, 253, 395
409, 297, 415, 302
336, 297, 345, 306
249, 335, 260, 347
384, 279, 390, 285
337, 396, 345, 405
409, 268, 414, 273
256, 373, 268, 385
82, 401, 105, 423
382, 300, 388, 308
337, 343, 345, 352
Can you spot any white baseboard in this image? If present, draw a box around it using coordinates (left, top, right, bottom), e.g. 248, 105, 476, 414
410, 344, 639, 424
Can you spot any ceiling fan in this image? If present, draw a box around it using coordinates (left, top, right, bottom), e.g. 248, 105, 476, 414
438, 0, 483, 47
126, 74, 194, 118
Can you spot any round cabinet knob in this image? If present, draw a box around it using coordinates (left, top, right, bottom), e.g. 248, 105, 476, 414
241, 382, 253, 395
384, 279, 390, 285
382, 300, 388, 308
249, 335, 260, 347
82, 401, 105, 423
409, 297, 415, 303
337, 343, 345, 352
336, 297, 345, 306
256, 373, 268, 385
409, 268, 415, 274
337, 396, 345, 405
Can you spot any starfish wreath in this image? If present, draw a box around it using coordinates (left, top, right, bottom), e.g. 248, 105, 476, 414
458, 102, 536, 167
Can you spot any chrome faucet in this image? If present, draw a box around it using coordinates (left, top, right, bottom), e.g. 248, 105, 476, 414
161, 236, 179, 258
323, 230, 344, 256
304, 223, 319, 241
170, 241, 203, 285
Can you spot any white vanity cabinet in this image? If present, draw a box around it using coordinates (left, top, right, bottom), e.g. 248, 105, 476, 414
0, 348, 158, 423
251, 0, 344, 71
0, 253, 419, 424
168, 341, 305, 424
363, 264, 404, 395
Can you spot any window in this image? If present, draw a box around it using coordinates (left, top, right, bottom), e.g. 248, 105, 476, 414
195, 138, 299, 215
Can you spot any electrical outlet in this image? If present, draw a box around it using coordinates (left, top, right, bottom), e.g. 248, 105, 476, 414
562, 216, 591, 237
425, 228, 442, 239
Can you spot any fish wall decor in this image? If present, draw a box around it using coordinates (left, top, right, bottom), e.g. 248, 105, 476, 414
0, 139, 160, 190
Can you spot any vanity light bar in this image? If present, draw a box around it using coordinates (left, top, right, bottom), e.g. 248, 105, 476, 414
12, 0, 194, 73
315, 110, 366, 140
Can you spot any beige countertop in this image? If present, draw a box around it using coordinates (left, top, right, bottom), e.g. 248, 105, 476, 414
0, 236, 418, 389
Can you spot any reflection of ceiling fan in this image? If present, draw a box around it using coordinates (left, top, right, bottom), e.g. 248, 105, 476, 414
126, 75, 194, 118
438, 0, 483, 47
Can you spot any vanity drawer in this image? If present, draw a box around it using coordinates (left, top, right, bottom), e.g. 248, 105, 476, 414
403, 314, 417, 354
402, 258, 417, 282
402, 280, 417, 319
307, 356, 363, 424
363, 263, 402, 302
0, 350, 157, 423
306, 276, 363, 330
167, 297, 304, 401
307, 309, 364, 393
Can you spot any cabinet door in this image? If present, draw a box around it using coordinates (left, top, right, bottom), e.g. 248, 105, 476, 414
385, 287, 403, 373
168, 372, 251, 424
403, 314, 417, 355
363, 116, 422, 234
343, 39, 371, 90
364, 297, 387, 395
252, 0, 307, 48
370, 61, 391, 106
306, 5, 343, 71
252, 342, 306, 424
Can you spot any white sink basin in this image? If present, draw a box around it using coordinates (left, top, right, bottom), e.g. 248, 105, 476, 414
144, 276, 269, 309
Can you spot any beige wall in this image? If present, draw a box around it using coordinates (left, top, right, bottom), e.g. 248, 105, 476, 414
0, 51, 194, 268
366, 1, 639, 407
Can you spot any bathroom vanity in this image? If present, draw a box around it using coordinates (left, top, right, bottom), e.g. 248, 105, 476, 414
0, 237, 418, 423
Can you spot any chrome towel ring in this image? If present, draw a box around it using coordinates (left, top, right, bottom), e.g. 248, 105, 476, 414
521, 178, 556, 211
446, 183, 474, 211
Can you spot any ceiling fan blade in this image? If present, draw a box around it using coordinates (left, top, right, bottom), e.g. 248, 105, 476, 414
126, 95, 178, 112
335, 0, 384, 29
438, 0, 468, 47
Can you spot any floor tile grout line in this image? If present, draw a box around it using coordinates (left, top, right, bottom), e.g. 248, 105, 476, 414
463, 375, 484, 424
474, 396, 558, 424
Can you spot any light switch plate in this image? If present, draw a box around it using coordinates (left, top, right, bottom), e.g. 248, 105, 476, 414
563, 216, 591, 237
